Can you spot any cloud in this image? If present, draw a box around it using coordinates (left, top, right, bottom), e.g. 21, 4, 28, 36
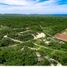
0, 0, 67, 14
56, 0, 67, 5
0, 0, 29, 6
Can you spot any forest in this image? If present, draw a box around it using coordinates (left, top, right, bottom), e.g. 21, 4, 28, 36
0, 14, 67, 66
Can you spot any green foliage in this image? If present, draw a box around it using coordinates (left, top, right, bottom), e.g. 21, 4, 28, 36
0, 47, 37, 65
50, 51, 67, 65
0, 15, 67, 65
0, 38, 14, 47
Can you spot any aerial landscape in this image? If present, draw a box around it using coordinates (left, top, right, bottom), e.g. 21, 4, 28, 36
0, 15, 67, 66
0, 0, 67, 66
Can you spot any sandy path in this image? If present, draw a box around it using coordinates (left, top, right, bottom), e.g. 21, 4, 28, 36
36, 52, 43, 62
44, 56, 62, 66
33, 43, 67, 53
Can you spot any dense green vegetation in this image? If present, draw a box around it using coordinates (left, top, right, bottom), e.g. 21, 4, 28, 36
0, 14, 67, 66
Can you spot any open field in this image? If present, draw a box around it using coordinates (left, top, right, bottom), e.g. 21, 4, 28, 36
0, 14, 67, 66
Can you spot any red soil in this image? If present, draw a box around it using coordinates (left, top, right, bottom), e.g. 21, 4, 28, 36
55, 33, 67, 42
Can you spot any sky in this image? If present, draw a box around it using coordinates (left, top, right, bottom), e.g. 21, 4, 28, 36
0, 0, 67, 14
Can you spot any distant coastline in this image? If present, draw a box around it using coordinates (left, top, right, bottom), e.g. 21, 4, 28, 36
45, 14, 67, 16
31, 14, 67, 16
0, 14, 67, 16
